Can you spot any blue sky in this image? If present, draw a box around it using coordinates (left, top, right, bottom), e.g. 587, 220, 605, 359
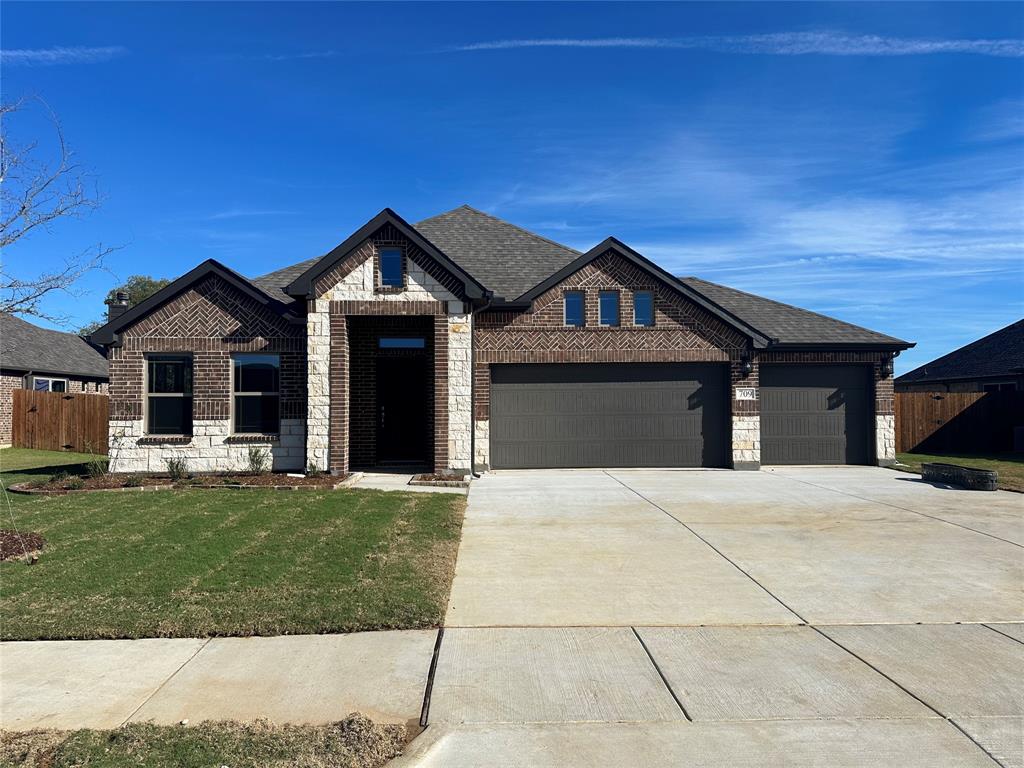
3, 1, 1022, 373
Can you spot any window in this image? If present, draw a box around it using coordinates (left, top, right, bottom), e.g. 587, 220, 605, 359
147, 355, 193, 435
633, 291, 654, 326
599, 291, 620, 327
564, 291, 584, 327
31, 377, 68, 393
379, 338, 426, 349
234, 354, 280, 434
983, 382, 1017, 393
379, 247, 403, 288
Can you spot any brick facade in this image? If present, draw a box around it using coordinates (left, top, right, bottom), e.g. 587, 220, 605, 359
107, 274, 306, 473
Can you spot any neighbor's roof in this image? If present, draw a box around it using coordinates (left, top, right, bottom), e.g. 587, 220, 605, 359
680, 277, 910, 347
896, 319, 1024, 384
0, 313, 108, 379
415, 205, 582, 300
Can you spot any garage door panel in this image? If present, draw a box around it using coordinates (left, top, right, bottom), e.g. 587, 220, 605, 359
761, 366, 872, 465
490, 363, 727, 469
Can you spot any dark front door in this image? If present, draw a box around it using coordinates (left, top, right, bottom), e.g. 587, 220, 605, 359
376, 356, 430, 463
489, 363, 730, 469
760, 365, 872, 465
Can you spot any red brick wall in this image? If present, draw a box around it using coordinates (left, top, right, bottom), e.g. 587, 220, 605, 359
109, 274, 305, 425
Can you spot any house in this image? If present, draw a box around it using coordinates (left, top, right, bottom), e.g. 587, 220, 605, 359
88, 206, 912, 474
0, 312, 110, 447
895, 320, 1024, 393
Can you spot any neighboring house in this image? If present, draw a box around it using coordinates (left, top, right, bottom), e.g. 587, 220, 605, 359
0, 312, 110, 447
89, 206, 912, 474
895, 320, 1024, 393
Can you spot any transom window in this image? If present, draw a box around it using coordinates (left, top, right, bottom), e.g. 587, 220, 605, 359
599, 291, 620, 327
379, 338, 426, 349
633, 291, 654, 327
233, 354, 280, 434
147, 354, 193, 435
31, 376, 68, 393
380, 247, 403, 288
564, 291, 584, 327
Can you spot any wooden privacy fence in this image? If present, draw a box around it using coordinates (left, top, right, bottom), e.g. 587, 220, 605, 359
895, 391, 1024, 454
12, 389, 109, 454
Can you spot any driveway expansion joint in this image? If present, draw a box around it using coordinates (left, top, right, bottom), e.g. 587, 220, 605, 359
419, 628, 445, 727
982, 624, 1024, 647
630, 627, 691, 721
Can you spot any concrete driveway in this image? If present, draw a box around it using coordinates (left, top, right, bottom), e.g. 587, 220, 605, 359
413, 466, 1024, 767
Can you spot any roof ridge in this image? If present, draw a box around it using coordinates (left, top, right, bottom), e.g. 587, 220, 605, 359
418, 204, 582, 256
897, 318, 1023, 380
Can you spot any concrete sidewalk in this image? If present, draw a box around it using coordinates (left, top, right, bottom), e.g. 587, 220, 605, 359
0, 631, 436, 731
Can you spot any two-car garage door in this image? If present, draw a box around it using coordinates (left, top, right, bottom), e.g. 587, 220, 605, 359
490, 363, 730, 469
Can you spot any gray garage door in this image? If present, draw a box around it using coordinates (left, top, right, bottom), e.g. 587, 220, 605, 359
761, 365, 872, 465
490, 363, 729, 469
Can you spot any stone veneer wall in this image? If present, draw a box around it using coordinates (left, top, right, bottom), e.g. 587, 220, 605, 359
306, 224, 473, 475
107, 274, 306, 473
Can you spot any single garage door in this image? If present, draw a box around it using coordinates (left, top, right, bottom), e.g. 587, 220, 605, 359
490, 363, 729, 469
761, 365, 872, 465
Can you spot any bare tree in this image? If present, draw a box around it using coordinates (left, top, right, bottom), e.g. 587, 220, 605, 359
1, 97, 114, 325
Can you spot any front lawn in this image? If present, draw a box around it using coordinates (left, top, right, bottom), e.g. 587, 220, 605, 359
895, 452, 1024, 492
0, 448, 465, 640
0, 715, 404, 768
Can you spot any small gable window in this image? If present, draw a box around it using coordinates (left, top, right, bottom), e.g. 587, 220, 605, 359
633, 291, 654, 327
380, 248, 403, 288
564, 291, 584, 327
599, 291, 620, 327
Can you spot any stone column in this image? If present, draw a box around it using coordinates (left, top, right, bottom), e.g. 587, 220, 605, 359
731, 356, 761, 470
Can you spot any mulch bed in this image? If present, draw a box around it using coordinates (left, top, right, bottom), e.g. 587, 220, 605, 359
0, 530, 45, 562
12, 473, 351, 495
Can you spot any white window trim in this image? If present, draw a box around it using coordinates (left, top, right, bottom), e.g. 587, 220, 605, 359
633, 290, 654, 327
564, 290, 585, 327
598, 290, 620, 327
231, 353, 281, 435
29, 376, 69, 393
144, 353, 193, 437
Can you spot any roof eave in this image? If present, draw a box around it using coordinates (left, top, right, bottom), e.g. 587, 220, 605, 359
284, 208, 487, 301
767, 340, 915, 353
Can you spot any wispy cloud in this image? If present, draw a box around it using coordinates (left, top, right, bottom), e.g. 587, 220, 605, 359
1, 45, 127, 66
449, 32, 1024, 58
203, 208, 297, 221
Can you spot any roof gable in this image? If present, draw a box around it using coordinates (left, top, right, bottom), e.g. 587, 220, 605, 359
896, 319, 1023, 383
283, 208, 486, 301
89, 260, 299, 346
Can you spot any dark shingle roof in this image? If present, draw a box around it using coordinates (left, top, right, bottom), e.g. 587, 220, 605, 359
679, 277, 909, 346
414, 205, 580, 300
251, 256, 322, 299
1, 313, 108, 378
896, 319, 1024, 384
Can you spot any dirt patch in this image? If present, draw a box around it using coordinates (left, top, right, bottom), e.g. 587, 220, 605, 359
15, 472, 349, 494
191, 472, 348, 488
0, 714, 405, 768
0, 530, 45, 562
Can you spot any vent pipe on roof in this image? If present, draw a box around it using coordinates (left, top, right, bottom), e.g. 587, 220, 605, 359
105, 291, 130, 323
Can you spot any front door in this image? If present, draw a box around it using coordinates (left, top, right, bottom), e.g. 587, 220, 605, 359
376, 356, 430, 463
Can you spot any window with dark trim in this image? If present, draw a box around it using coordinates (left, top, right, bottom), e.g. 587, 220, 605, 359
233, 354, 280, 434
599, 290, 620, 327
564, 291, 584, 327
633, 291, 654, 326
379, 338, 426, 349
147, 355, 193, 435
31, 376, 68, 393
379, 247, 403, 288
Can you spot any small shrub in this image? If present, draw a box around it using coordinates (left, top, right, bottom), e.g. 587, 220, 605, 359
165, 457, 189, 481
123, 474, 142, 488
306, 459, 323, 477
246, 446, 271, 475
63, 476, 85, 491
51, 471, 73, 486
84, 443, 108, 478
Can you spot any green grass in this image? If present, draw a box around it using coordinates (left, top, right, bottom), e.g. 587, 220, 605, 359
895, 452, 1024, 492
0, 447, 105, 488
0, 448, 465, 640
0, 715, 404, 768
